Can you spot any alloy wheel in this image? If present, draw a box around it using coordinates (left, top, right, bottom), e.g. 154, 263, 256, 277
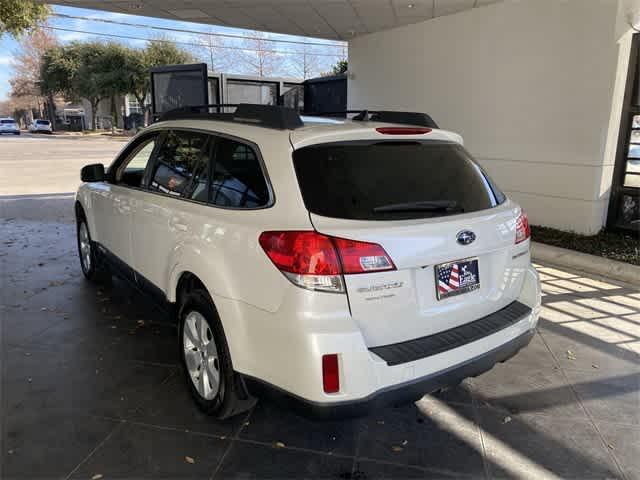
183, 311, 220, 400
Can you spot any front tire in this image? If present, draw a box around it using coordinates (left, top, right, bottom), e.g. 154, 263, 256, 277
76, 216, 109, 283
179, 289, 240, 417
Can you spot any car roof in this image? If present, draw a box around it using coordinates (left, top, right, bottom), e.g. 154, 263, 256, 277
149, 117, 464, 151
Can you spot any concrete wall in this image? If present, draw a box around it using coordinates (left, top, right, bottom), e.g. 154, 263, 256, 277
348, 0, 625, 234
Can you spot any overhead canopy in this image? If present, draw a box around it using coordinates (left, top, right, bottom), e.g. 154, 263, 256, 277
49, 0, 503, 40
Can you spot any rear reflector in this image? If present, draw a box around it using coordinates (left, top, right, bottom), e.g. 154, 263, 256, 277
322, 354, 339, 393
376, 127, 432, 135
515, 210, 531, 244
259, 231, 396, 292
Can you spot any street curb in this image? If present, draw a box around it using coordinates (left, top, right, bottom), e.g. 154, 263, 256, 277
531, 241, 640, 287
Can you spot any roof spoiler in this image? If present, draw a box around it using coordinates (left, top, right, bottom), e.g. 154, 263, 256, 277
306, 110, 439, 129
157, 104, 304, 130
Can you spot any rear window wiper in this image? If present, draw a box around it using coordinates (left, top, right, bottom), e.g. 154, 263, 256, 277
373, 200, 464, 213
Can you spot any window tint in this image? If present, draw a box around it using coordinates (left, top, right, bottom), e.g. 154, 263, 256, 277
150, 131, 209, 197
116, 135, 159, 188
1, 119, 15, 124
293, 141, 504, 221
210, 138, 269, 208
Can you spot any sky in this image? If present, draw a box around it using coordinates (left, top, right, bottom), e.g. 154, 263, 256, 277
0, 5, 347, 101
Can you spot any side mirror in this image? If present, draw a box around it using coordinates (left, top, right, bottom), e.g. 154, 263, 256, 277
81, 163, 105, 182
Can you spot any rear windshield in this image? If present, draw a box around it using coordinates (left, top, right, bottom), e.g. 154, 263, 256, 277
36, 120, 50, 125
293, 141, 505, 221
1, 119, 16, 124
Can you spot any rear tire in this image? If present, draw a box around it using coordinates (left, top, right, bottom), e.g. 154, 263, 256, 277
179, 288, 241, 417
76, 215, 110, 283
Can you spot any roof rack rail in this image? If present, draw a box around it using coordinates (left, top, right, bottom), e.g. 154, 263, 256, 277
306, 109, 439, 129
157, 103, 304, 130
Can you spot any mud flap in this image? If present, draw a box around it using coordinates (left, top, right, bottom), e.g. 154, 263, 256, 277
217, 372, 257, 419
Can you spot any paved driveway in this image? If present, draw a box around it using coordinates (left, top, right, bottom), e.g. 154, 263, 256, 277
1, 138, 639, 479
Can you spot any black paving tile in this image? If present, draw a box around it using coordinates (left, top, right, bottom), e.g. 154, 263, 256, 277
469, 363, 586, 418
4, 345, 175, 419
356, 403, 485, 475
214, 441, 353, 479
2, 413, 119, 480
428, 380, 475, 405
69, 422, 228, 479
132, 373, 246, 438
477, 408, 621, 479
0, 307, 67, 346
505, 331, 558, 368
353, 460, 463, 479
538, 319, 640, 374
597, 422, 640, 480
564, 369, 640, 426
239, 400, 361, 456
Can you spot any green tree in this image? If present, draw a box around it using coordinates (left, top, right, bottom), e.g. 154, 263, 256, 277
331, 59, 348, 75
41, 43, 81, 99
94, 42, 137, 132
129, 39, 194, 126
41, 42, 130, 130
0, 0, 49, 37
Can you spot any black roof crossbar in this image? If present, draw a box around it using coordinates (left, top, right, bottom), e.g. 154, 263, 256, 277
157, 104, 305, 130
306, 109, 439, 129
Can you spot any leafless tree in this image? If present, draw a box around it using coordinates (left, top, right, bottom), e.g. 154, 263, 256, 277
237, 31, 284, 77
287, 43, 321, 79
9, 26, 57, 119
191, 28, 234, 73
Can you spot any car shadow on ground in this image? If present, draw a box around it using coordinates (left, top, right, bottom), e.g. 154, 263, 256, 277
1, 195, 638, 479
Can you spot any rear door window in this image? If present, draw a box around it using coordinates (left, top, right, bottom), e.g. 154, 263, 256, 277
209, 138, 270, 208
149, 130, 210, 197
293, 141, 504, 221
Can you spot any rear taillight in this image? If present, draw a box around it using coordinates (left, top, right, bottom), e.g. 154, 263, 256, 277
515, 211, 531, 244
376, 127, 432, 135
258, 231, 396, 293
332, 237, 395, 274
322, 354, 340, 393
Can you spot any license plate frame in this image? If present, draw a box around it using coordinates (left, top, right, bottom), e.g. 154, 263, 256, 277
435, 257, 480, 300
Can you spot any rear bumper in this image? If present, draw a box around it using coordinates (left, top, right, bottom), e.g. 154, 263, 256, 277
244, 328, 534, 419
223, 264, 541, 416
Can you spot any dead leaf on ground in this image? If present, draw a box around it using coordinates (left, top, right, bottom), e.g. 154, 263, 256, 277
185, 456, 195, 464
391, 446, 403, 452
566, 350, 577, 360
274, 441, 286, 449
503, 416, 512, 424
91, 474, 103, 480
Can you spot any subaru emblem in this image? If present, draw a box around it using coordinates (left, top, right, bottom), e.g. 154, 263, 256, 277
456, 230, 476, 246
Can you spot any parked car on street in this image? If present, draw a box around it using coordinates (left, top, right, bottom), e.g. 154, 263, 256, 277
75, 104, 541, 419
28, 119, 53, 134
0, 117, 20, 135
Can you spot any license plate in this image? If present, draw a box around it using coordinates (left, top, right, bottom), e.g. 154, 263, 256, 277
435, 257, 480, 300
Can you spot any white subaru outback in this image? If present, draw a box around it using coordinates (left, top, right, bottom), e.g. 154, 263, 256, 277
75, 104, 541, 419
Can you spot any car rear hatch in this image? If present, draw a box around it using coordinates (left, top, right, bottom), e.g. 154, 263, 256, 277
290, 129, 529, 348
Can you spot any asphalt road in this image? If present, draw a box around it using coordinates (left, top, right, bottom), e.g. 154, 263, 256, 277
0, 133, 127, 196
